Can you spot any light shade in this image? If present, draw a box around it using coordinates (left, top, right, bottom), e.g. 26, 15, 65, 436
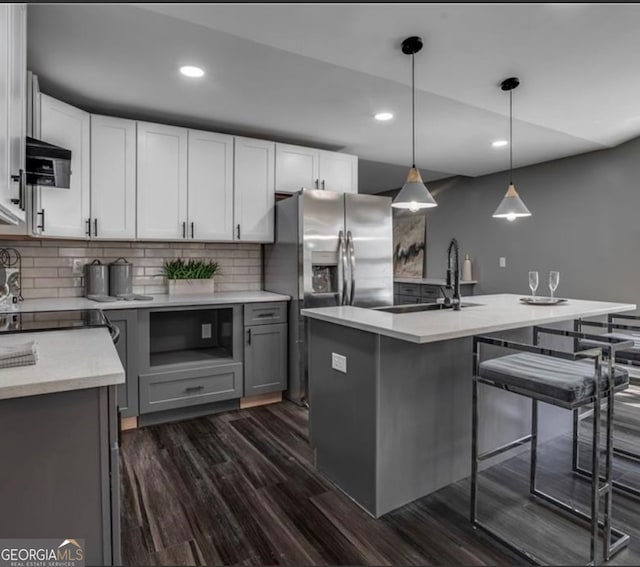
392, 167, 437, 211
492, 183, 531, 221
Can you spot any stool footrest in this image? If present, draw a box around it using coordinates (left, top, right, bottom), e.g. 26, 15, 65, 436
478, 434, 533, 462
574, 466, 640, 499
532, 488, 629, 553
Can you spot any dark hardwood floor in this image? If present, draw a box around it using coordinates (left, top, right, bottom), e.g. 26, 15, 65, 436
120, 386, 640, 566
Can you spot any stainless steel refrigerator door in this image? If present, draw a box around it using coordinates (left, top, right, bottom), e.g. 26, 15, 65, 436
344, 193, 393, 307
302, 189, 346, 309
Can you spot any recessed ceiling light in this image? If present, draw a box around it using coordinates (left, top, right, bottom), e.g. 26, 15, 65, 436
374, 112, 394, 121
180, 65, 205, 78
492, 140, 508, 148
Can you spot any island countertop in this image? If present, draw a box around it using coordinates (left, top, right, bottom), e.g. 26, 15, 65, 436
0, 327, 124, 400
301, 293, 636, 344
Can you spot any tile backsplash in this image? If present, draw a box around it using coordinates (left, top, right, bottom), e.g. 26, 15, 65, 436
0, 239, 262, 300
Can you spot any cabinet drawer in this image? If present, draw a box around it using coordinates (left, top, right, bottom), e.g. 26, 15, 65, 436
244, 302, 287, 326
394, 283, 421, 297
421, 284, 442, 302
395, 294, 423, 305
139, 363, 242, 414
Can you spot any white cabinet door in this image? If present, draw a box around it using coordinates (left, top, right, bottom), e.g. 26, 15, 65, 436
319, 151, 358, 194
274, 143, 319, 193
187, 129, 234, 241
90, 115, 136, 240
7, 4, 26, 221
39, 94, 90, 238
234, 136, 274, 242
0, 4, 25, 226
136, 121, 188, 240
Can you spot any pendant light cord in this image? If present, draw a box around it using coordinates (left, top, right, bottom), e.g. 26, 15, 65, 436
509, 88, 513, 184
412, 52, 416, 168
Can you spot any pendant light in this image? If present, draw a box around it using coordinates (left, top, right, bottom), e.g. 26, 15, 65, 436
392, 36, 437, 212
492, 77, 531, 221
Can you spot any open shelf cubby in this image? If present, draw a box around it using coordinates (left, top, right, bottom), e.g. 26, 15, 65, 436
149, 307, 235, 368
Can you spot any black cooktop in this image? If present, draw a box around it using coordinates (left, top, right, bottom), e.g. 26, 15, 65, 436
0, 309, 109, 333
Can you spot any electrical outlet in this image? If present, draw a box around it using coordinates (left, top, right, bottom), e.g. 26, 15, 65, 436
72, 259, 84, 275
201, 323, 212, 339
331, 352, 347, 373
499, 257, 506, 268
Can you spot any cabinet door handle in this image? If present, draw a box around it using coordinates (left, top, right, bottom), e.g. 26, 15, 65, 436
321, 179, 325, 190
94, 218, 98, 237
37, 209, 45, 232
184, 385, 204, 393
182, 221, 186, 239
86, 218, 92, 236
10, 170, 26, 211
247, 328, 252, 345
19, 169, 26, 211
237, 224, 241, 240
191, 222, 194, 239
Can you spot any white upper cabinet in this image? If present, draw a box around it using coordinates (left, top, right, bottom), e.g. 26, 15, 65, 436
136, 122, 188, 240
234, 136, 275, 242
318, 150, 358, 193
275, 143, 319, 193
0, 4, 27, 225
90, 115, 136, 239
38, 94, 90, 238
274, 143, 358, 194
188, 129, 234, 241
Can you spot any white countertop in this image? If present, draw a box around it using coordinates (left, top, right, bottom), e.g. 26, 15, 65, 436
395, 277, 477, 285
0, 327, 124, 400
0, 291, 290, 314
301, 293, 636, 344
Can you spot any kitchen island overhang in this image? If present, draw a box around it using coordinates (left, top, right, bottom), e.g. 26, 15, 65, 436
302, 294, 636, 518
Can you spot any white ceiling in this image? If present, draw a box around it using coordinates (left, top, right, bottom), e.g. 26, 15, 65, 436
27, 3, 640, 193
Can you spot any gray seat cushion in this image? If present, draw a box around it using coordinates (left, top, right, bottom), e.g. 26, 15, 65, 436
479, 352, 629, 406
579, 332, 640, 362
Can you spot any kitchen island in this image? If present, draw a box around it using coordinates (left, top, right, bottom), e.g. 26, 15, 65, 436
302, 293, 636, 517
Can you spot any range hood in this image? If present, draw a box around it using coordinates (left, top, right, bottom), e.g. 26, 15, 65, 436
26, 136, 72, 188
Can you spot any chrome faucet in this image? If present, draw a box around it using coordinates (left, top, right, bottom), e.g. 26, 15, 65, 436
444, 238, 461, 311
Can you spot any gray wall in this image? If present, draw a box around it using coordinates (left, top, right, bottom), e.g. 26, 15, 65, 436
386, 136, 640, 308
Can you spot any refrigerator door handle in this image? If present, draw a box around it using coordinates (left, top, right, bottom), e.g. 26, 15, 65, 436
347, 231, 356, 305
338, 230, 348, 305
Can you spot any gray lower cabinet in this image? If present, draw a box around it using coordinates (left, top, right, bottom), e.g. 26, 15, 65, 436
139, 363, 243, 414
0, 386, 120, 565
107, 310, 138, 418
244, 323, 287, 395
394, 282, 475, 304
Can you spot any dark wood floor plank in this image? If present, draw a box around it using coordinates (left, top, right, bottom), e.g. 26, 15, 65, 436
258, 480, 370, 566
229, 416, 331, 497
310, 489, 432, 566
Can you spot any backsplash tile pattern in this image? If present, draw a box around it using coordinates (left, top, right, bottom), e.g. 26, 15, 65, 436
0, 239, 262, 300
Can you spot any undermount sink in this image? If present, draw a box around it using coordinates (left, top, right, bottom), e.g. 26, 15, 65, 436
374, 302, 481, 314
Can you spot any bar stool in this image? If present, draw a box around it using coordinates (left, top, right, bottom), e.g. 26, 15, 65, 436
573, 314, 640, 499
471, 326, 633, 565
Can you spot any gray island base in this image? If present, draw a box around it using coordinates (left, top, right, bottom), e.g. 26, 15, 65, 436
302, 293, 636, 517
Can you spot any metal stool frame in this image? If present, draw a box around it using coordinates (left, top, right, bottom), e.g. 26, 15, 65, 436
574, 314, 640, 500
471, 326, 633, 565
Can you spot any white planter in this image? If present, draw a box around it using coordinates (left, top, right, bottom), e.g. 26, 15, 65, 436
167, 278, 215, 296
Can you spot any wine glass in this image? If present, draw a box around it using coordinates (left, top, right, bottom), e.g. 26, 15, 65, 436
549, 271, 560, 300
528, 271, 539, 300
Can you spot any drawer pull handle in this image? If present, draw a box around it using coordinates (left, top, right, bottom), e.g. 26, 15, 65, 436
184, 385, 204, 393
256, 313, 274, 318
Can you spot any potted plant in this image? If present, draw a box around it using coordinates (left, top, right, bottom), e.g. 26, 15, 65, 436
162, 258, 220, 296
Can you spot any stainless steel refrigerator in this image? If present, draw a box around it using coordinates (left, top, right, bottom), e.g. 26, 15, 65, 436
264, 189, 393, 405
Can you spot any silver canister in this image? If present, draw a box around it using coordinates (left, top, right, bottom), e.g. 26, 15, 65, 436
109, 257, 133, 297
84, 259, 109, 296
